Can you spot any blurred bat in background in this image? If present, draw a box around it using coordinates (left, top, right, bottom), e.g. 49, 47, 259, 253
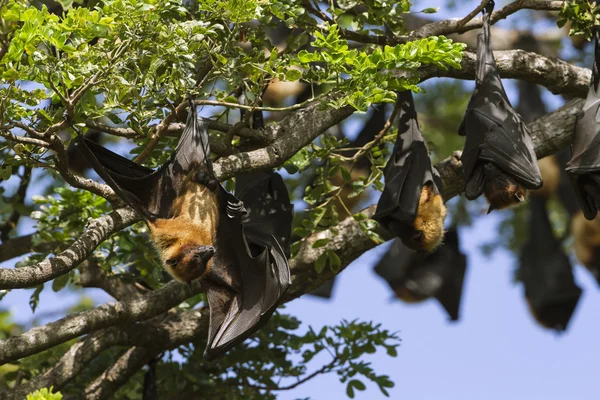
519, 195, 582, 331
373, 229, 467, 321
459, 0, 542, 213
373, 90, 447, 252
72, 101, 292, 360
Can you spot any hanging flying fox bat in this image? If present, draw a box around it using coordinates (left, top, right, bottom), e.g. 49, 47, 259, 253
458, 0, 542, 213
566, 29, 600, 220
373, 90, 447, 252
72, 101, 292, 360
373, 229, 467, 321
519, 196, 582, 331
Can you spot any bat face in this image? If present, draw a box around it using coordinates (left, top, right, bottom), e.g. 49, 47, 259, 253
147, 178, 220, 282
483, 163, 527, 212
373, 91, 447, 253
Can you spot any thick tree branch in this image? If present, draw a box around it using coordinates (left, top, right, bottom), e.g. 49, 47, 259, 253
419, 49, 591, 98
83, 346, 159, 400
0, 280, 203, 364
0, 208, 138, 290
5, 309, 207, 400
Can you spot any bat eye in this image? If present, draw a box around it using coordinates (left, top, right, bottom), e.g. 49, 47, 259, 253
165, 258, 178, 267
411, 230, 423, 241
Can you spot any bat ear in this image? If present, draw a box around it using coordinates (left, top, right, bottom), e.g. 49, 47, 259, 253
487, 204, 496, 214
515, 193, 525, 203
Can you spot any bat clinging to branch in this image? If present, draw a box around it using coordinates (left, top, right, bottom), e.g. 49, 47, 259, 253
566, 29, 600, 220
373, 90, 447, 252
459, 0, 542, 213
72, 101, 292, 360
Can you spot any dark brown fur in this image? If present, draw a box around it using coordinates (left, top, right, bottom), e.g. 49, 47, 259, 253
483, 163, 527, 211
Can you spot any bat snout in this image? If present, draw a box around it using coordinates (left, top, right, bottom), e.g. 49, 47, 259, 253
195, 245, 216, 262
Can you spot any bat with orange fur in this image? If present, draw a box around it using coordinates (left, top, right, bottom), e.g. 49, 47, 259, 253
459, 0, 542, 213
72, 101, 292, 360
373, 90, 447, 252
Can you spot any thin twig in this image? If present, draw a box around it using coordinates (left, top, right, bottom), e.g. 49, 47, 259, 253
350, 101, 401, 162
456, 0, 491, 28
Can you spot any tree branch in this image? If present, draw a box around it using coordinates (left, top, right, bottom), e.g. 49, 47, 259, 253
0, 208, 138, 290
418, 49, 591, 98
83, 346, 159, 400
410, 0, 564, 40
0, 279, 203, 364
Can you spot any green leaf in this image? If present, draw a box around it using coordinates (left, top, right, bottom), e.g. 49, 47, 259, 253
312, 238, 330, 248
52, 273, 70, 292
2, 69, 18, 82
285, 68, 302, 81
315, 252, 328, 273
328, 250, 342, 273
349, 379, 366, 391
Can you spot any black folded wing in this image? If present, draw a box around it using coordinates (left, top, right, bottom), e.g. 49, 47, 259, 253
566, 29, 600, 220
459, 0, 541, 199
373, 90, 443, 227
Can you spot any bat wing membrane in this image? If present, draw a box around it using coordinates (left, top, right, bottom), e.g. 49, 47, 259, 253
203, 170, 293, 360
76, 102, 213, 220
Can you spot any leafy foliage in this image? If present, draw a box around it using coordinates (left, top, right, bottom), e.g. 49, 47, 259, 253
26, 387, 63, 400
558, 0, 600, 40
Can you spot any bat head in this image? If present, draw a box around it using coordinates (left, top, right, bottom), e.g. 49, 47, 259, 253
406, 184, 447, 252
148, 217, 216, 282
483, 163, 527, 213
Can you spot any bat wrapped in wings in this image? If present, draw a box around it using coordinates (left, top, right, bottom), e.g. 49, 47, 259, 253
373, 90, 447, 252
519, 195, 582, 331
73, 101, 292, 360
458, 0, 542, 213
373, 229, 467, 321
566, 28, 600, 220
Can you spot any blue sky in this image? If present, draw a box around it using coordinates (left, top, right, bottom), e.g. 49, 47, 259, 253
2, 1, 598, 399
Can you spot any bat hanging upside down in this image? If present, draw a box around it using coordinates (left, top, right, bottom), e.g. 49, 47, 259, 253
71, 100, 293, 360
373, 90, 447, 253
458, 0, 542, 213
